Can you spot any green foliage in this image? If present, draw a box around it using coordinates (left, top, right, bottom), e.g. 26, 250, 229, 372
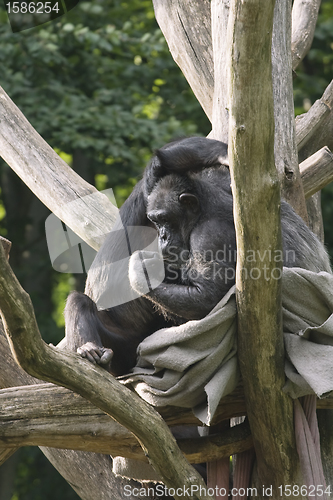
293, 0, 333, 115
11, 448, 79, 500
0, 0, 209, 186
292, 0, 333, 261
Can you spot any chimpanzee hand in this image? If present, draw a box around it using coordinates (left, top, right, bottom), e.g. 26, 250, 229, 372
129, 250, 165, 295
77, 342, 113, 369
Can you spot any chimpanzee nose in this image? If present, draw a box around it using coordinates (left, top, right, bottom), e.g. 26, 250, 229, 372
147, 210, 167, 225
160, 228, 167, 241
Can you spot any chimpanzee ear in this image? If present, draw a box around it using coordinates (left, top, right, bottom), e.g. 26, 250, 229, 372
179, 193, 199, 210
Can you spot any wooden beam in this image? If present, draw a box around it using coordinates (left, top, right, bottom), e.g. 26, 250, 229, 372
0, 383, 253, 464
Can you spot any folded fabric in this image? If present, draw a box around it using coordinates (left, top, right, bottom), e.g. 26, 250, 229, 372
114, 268, 333, 481
120, 268, 333, 425
282, 268, 333, 398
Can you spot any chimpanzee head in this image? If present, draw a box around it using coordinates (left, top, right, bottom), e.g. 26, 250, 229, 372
147, 174, 201, 269
144, 137, 228, 198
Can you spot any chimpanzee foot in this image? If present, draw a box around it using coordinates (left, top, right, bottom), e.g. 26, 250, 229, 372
77, 342, 113, 368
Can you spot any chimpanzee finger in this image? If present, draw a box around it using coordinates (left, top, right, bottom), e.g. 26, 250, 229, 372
77, 346, 99, 364
100, 349, 113, 364
85, 351, 98, 364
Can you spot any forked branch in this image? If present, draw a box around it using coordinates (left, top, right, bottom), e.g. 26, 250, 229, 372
0, 241, 213, 500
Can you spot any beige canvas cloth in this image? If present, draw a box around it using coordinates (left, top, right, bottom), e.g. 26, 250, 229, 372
113, 268, 333, 481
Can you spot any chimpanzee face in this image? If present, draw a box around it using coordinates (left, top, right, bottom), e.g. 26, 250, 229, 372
147, 174, 201, 268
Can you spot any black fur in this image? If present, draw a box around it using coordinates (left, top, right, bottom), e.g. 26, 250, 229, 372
64, 137, 331, 375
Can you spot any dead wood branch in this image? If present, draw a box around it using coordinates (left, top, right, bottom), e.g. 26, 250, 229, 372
0, 383, 253, 464
297, 80, 333, 161
0, 87, 117, 250
152, 0, 213, 121
296, 81, 333, 151
291, 0, 321, 70
227, 0, 300, 487
0, 241, 214, 500
300, 146, 333, 198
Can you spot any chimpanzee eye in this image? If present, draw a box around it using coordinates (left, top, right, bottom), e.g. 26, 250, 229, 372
179, 193, 199, 209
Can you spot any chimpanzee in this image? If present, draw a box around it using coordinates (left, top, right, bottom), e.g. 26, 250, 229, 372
64, 137, 331, 376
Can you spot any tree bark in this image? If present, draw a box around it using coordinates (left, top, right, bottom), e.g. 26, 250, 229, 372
227, 0, 301, 491
210, 0, 230, 144
291, 0, 322, 71
0, 383, 253, 463
297, 80, 333, 162
300, 146, 333, 199
272, 0, 308, 221
152, 0, 213, 121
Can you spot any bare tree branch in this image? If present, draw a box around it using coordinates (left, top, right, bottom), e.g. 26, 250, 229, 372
152, 0, 213, 121
296, 80, 333, 151
297, 80, 333, 161
272, 0, 308, 221
0, 87, 117, 250
0, 242, 215, 500
300, 146, 333, 198
0, 383, 253, 464
0, 237, 11, 259
291, 0, 321, 71
210, 0, 230, 143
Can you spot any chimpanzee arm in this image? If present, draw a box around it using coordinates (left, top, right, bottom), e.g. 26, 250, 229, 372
147, 282, 223, 320
129, 251, 233, 320
64, 180, 157, 376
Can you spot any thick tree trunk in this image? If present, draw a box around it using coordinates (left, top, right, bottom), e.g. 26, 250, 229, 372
226, 0, 301, 492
